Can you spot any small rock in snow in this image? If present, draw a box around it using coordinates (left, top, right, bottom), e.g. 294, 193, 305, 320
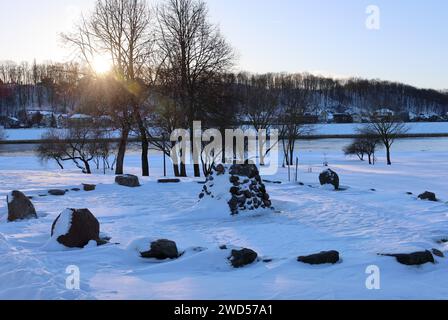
48, 189, 66, 196
140, 239, 179, 260
229, 248, 258, 268
380, 250, 435, 266
298, 250, 340, 265
418, 191, 437, 202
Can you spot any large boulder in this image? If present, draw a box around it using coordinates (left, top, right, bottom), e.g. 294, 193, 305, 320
319, 169, 340, 190
199, 163, 273, 215
140, 239, 179, 260
380, 250, 435, 266
51, 209, 100, 248
418, 191, 437, 202
298, 250, 340, 265
7, 190, 37, 222
229, 248, 258, 268
115, 174, 140, 188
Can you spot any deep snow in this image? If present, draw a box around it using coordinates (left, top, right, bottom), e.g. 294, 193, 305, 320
0, 139, 447, 300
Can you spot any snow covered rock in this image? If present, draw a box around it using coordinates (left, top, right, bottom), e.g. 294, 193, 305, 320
229, 248, 258, 268
380, 251, 435, 266
432, 249, 444, 258
115, 174, 140, 188
51, 209, 100, 248
140, 239, 179, 260
297, 250, 340, 265
83, 184, 96, 192
319, 169, 340, 190
48, 189, 66, 196
418, 191, 437, 202
199, 164, 272, 215
6, 190, 37, 222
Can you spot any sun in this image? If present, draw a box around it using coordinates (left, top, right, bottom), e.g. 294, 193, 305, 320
91, 55, 112, 74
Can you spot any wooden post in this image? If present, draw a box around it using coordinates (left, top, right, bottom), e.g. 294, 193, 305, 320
295, 157, 299, 183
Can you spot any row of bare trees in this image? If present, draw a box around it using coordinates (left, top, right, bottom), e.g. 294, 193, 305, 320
60, 0, 234, 177
30, 0, 417, 175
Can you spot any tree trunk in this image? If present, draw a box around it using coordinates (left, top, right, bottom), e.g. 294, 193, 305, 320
133, 104, 150, 177
173, 163, 180, 177
180, 162, 187, 177
84, 160, 92, 174
386, 146, 392, 165
115, 126, 129, 175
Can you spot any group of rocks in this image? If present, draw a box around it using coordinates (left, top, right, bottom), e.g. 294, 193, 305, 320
319, 169, 440, 202
4, 168, 446, 268
199, 163, 273, 215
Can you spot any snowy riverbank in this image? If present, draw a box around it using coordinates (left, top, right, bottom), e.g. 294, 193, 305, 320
2, 122, 448, 142
0, 140, 447, 299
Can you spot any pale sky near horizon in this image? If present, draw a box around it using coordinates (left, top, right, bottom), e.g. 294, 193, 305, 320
0, 0, 447, 90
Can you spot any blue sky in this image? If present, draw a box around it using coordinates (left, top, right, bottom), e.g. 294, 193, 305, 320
0, 0, 447, 89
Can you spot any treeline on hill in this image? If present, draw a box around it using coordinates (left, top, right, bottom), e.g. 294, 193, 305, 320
1, 61, 448, 119
1, 0, 447, 178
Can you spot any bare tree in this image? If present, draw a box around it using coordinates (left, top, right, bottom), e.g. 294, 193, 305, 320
37, 124, 114, 174
366, 115, 408, 165
277, 73, 314, 166
240, 73, 279, 165
62, 0, 155, 176
157, 0, 234, 177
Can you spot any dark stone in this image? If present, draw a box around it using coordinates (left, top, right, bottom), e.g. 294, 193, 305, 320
406, 192, 413, 195
7, 190, 37, 222
298, 251, 340, 265
380, 250, 435, 266
199, 193, 205, 199
71, 188, 81, 192
436, 239, 448, 244
83, 184, 96, 192
115, 174, 140, 188
96, 236, 111, 246
140, 239, 179, 260
215, 164, 225, 175
229, 164, 259, 179
418, 191, 437, 202
370, 189, 376, 192
432, 249, 444, 258
48, 189, 66, 196
219, 245, 228, 250
158, 179, 181, 183
51, 209, 100, 248
229, 175, 240, 185
298, 182, 305, 186
230, 186, 240, 195
263, 200, 272, 207
319, 169, 340, 190
229, 248, 258, 268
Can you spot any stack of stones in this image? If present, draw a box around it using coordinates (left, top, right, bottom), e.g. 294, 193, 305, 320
199, 163, 272, 215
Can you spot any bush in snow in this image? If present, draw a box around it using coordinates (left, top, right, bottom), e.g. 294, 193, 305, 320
199, 163, 272, 215
51, 209, 100, 248
6, 190, 37, 222
319, 169, 340, 190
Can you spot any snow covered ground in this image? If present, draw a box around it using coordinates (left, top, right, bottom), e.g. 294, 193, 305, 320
2, 122, 448, 141
0, 138, 447, 300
